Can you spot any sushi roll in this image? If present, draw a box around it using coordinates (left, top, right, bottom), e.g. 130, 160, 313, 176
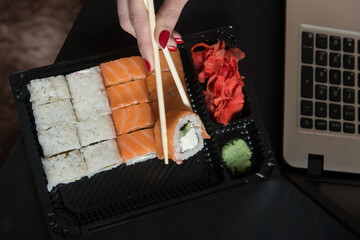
38, 123, 81, 157
106, 79, 149, 110
27, 75, 71, 106
116, 128, 156, 165
42, 149, 87, 191
112, 103, 155, 136
154, 110, 210, 164
99, 56, 147, 87
144, 70, 186, 102
82, 139, 122, 176
32, 99, 76, 131
76, 114, 116, 147
66, 66, 111, 121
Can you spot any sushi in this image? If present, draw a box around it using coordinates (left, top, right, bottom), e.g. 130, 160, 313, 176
37, 123, 81, 157
66, 66, 111, 121
116, 128, 156, 165
27, 75, 71, 106
42, 149, 87, 191
154, 110, 210, 164
99, 56, 147, 87
82, 139, 122, 176
32, 99, 76, 131
112, 103, 155, 136
158, 49, 184, 72
151, 91, 189, 121
106, 79, 149, 110
144, 70, 186, 102
76, 114, 116, 147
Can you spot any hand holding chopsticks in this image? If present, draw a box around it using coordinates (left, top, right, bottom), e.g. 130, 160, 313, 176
143, 0, 191, 164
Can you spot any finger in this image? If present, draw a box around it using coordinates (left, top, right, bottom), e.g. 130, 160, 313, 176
167, 36, 178, 52
117, 0, 136, 37
155, 0, 188, 48
172, 30, 184, 44
128, 0, 154, 71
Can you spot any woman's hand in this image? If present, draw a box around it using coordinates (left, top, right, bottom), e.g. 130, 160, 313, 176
117, 0, 187, 71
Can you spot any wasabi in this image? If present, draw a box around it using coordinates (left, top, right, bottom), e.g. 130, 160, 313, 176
221, 138, 252, 174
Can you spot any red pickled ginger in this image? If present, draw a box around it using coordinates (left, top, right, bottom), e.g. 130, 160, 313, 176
191, 41, 246, 125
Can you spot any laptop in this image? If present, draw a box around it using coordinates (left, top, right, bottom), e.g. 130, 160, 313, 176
283, 0, 360, 174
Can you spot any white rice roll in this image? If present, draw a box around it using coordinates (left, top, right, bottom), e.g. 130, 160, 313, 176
76, 114, 116, 147
42, 150, 87, 191
154, 110, 211, 164
66, 66, 111, 121
82, 139, 122, 176
27, 75, 71, 106
38, 123, 81, 157
32, 99, 76, 131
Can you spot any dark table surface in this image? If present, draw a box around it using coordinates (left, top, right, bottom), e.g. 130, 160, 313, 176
1, 0, 360, 239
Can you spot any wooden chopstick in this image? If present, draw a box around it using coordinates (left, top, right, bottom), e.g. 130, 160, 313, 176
145, 0, 169, 164
162, 47, 192, 110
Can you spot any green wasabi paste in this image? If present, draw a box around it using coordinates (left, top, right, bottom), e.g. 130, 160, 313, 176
221, 138, 252, 174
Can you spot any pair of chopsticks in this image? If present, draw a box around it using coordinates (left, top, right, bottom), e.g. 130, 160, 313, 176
143, 0, 191, 164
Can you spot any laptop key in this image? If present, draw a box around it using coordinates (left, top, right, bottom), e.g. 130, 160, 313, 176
343, 123, 355, 133
329, 121, 341, 132
358, 56, 360, 70
329, 104, 341, 119
329, 69, 341, 84
315, 85, 327, 100
343, 71, 354, 86
343, 88, 355, 103
316, 34, 327, 49
301, 66, 313, 98
301, 118, 313, 129
358, 73, 360, 87
316, 51, 327, 66
330, 36, 341, 51
343, 105, 355, 121
329, 86, 341, 102
302, 32, 314, 64
315, 67, 327, 83
358, 107, 360, 121
315, 102, 327, 118
343, 38, 354, 52
315, 119, 327, 130
343, 55, 354, 69
301, 100, 313, 116
330, 53, 341, 67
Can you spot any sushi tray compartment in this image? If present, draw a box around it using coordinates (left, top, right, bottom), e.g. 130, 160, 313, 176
9, 26, 278, 239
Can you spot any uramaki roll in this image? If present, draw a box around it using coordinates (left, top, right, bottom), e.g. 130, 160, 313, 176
154, 110, 210, 164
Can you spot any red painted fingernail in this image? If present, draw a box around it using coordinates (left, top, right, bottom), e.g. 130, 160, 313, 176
144, 58, 151, 72
159, 30, 170, 49
168, 46, 177, 52
175, 38, 184, 44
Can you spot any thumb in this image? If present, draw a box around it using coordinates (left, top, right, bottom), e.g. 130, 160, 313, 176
154, 0, 188, 48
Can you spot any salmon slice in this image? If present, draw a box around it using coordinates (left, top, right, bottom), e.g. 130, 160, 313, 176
116, 128, 156, 165
100, 56, 147, 87
107, 79, 149, 110
112, 103, 155, 135
145, 70, 186, 102
151, 91, 190, 121
120, 57, 147, 80
147, 49, 184, 76
159, 49, 184, 72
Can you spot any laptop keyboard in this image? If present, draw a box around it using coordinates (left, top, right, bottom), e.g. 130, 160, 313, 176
300, 27, 360, 135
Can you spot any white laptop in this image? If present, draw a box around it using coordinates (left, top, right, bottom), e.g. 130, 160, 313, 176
283, 0, 360, 174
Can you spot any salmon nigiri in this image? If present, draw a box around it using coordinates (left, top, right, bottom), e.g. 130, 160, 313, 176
116, 128, 156, 165
100, 56, 147, 87
107, 79, 149, 110
112, 103, 155, 136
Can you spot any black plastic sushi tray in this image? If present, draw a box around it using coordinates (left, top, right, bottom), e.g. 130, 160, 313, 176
9, 26, 279, 239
